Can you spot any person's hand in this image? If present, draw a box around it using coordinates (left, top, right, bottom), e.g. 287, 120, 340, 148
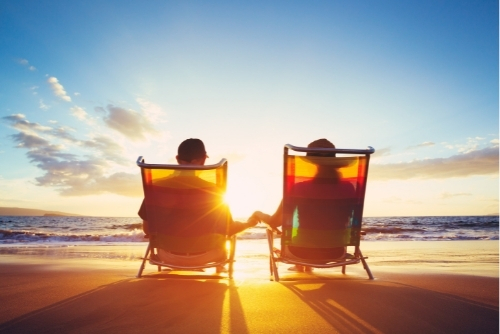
247, 215, 259, 227
252, 211, 272, 224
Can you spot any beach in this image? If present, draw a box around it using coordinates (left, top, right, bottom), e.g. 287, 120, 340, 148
0, 240, 497, 333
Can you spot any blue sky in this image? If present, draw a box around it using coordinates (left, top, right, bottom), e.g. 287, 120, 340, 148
0, 0, 498, 217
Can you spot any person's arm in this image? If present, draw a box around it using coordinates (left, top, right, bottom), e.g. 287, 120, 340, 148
228, 216, 258, 235
252, 200, 283, 228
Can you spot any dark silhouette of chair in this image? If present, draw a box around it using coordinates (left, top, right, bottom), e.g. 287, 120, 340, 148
136, 157, 235, 278
267, 144, 375, 281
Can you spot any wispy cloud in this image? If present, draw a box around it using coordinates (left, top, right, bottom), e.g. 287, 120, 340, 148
17, 58, 37, 71
2, 114, 141, 197
406, 141, 435, 150
440, 192, 472, 199
4, 114, 52, 134
39, 99, 49, 110
47, 77, 71, 102
370, 146, 499, 180
442, 137, 490, 154
372, 147, 391, 157
100, 104, 157, 141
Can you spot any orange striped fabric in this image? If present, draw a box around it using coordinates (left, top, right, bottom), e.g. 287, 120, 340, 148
282, 155, 369, 248
140, 166, 231, 243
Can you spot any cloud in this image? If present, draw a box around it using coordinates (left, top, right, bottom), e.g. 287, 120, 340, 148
58, 172, 141, 197
11, 132, 54, 150
440, 192, 472, 199
407, 141, 435, 150
443, 137, 490, 154
17, 58, 36, 71
39, 99, 49, 110
33, 157, 141, 197
82, 135, 128, 165
50, 126, 78, 142
372, 147, 391, 157
370, 146, 499, 180
3, 114, 52, 134
102, 104, 157, 141
2, 114, 139, 197
47, 77, 71, 102
70, 106, 89, 121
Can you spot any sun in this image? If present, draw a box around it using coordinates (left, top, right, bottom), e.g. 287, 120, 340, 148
224, 187, 255, 220
223, 173, 263, 220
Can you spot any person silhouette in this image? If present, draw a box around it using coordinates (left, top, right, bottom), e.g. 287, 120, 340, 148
251, 138, 354, 272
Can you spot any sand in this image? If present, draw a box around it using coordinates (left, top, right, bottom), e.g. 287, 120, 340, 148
0, 240, 497, 333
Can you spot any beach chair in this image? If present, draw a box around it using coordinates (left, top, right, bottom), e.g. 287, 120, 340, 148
267, 144, 375, 282
136, 157, 236, 278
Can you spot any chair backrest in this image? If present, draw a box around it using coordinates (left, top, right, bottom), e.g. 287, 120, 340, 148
137, 157, 230, 253
282, 145, 374, 250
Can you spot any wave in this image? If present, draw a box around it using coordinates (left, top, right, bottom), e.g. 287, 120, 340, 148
0, 229, 146, 244
106, 223, 143, 230
0, 215, 498, 245
362, 227, 427, 234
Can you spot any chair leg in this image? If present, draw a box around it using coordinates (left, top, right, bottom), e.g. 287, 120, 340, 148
228, 236, 236, 279
271, 256, 280, 282
266, 229, 280, 282
342, 265, 346, 274
137, 244, 151, 278
358, 249, 374, 280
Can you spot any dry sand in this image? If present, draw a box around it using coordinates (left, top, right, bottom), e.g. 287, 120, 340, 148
0, 240, 497, 333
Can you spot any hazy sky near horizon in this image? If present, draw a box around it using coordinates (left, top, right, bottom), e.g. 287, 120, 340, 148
0, 0, 498, 218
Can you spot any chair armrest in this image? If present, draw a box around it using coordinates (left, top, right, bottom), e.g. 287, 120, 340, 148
266, 224, 282, 236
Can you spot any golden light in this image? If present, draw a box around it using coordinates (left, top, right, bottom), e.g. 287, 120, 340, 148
224, 174, 261, 219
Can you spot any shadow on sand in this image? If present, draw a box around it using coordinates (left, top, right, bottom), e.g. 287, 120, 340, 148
281, 275, 499, 333
0, 271, 249, 334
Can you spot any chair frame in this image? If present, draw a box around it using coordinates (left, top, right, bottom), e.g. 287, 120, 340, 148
136, 156, 236, 278
267, 144, 375, 282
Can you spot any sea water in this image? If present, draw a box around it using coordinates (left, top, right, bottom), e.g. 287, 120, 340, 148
0, 215, 497, 247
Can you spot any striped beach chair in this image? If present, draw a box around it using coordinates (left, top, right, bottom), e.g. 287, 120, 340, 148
267, 144, 375, 281
136, 157, 236, 278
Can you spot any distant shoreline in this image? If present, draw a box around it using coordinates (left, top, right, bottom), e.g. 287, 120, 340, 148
0, 207, 83, 217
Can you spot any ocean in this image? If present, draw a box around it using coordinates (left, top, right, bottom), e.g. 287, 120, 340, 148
0, 215, 497, 247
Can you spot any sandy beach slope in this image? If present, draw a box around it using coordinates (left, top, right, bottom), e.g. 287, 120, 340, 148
0, 240, 497, 333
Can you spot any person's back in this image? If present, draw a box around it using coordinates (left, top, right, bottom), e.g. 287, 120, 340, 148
139, 138, 257, 237
145, 169, 230, 237
251, 138, 348, 270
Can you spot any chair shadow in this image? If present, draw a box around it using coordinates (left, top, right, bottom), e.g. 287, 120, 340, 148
281, 277, 499, 333
0, 272, 249, 334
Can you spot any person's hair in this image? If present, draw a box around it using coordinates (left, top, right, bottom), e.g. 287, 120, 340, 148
177, 138, 207, 162
306, 138, 336, 157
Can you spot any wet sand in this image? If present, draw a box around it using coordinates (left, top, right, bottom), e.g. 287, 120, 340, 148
0, 240, 497, 333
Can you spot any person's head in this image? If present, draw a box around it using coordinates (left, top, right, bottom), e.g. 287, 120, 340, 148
176, 138, 208, 165
306, 138, 336, 157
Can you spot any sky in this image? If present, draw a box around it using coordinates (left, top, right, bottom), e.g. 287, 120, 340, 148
0, 0, 498, 218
